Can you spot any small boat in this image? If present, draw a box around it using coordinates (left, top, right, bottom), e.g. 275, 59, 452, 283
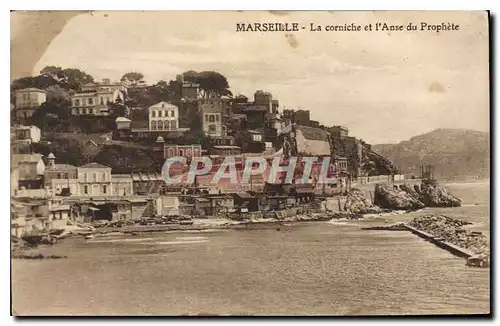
84, 234, 94, 240
179, 220, 194, 225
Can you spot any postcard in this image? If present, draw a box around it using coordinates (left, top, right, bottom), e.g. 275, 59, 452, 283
10, 11, 490, 316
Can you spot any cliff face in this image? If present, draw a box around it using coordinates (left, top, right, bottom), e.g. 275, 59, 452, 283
280, 123, 400, 176
373, 129, 490, 181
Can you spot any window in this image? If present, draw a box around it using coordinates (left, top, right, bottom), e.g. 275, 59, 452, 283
84, 185, 88, 194
57, 173, 62, 179
209, 125, 216, 132
162, 103, 165, 108
79, 108, 84, 115
171, 120, 177, 129
209, 115, 215, 123
102, 172, 106, 181
100, 97, 104, 105
152, 110, 156, 118
158, 121, 164, 130
82, 98, 86, 106
93, 173, 97, 182
151, 121, 157, 130
103, 185, 107, 194
23, 94, 27, 100
85, 108, 90, 115
75, 99, 80, 106
159, 110, 163, 117
179, 149, 184, 156
84, 173, 88, 182
88, 98, 94, 105
205, 114, 209, 123
171, 110, 175, 117
27, 93, 31, 100
215, 114, 220, 122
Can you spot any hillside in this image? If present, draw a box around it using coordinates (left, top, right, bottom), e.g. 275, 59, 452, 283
372, 129, 490, 181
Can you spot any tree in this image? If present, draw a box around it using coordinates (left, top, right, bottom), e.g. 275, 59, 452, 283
62, 68, 94, 90
120, 72, 144, 84
182, 70, 232, 98
40, 66, 66, 83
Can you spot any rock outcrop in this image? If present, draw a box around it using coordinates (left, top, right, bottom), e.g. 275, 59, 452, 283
374, 182, 461, 211
344, 188, 382, 214
373, 184, 426, 210
418, 182, 461, 207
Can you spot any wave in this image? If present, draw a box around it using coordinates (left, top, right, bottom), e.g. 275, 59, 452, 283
156, 240, 208, 245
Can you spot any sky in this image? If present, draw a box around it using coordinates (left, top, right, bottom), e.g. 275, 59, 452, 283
12, 11, 490, 144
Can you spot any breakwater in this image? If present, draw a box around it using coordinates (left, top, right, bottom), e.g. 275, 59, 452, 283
366, 214, 490, 268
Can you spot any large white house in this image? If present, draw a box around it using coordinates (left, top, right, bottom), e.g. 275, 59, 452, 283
71, 89, 124, 116
148, 102, 179, 131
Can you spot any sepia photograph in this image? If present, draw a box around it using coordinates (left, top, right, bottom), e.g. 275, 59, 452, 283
10, 10, 490, 316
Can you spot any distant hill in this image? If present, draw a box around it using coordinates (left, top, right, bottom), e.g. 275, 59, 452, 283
372, 129, 490, 181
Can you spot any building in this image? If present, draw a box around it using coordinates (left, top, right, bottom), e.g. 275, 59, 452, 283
13, 125, 41, 143
12, 153, 46, 188
155, 195, 180, 216
14, 88, 47, 109
44, 153, 79, 196
71, 89, 124, 116
164, 144, 202, 160
210, 136, 236, 147
200, 99, 223, 137
243, 105, 267, 130
77, 163, 112, 197
116, 117, 132, 130
111, 174, 133, 196
132, 173, 165, 195
253, 90, 275, 113
333, 154, 348, 172
148, 102, 179, 131
232, 192, 267, 212
81, 78, 128, 95
194, 195, 233, 217
328, 125, 349, 138
210, 145, 242, 156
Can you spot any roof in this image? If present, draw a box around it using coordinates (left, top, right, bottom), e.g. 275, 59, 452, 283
116, 117, 131, 122
247, 129, 263, 134
15, 88, 46, 94
12, 153, 43, 165
148, 102, 178, 110
127, 198, 149, 203
50, 205, 71, 211
213, 146, 241, 149
111, 174, 133, 180
14, 125, 40, 131
130, 120, 149, 129
46, 163, 77, 171
79, 162, 110, 169
233, 192, 255, 199
296, 125, 329, 141
244, 105, 268, 112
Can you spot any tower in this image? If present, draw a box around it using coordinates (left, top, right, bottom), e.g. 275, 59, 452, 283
47, 152, 55, 168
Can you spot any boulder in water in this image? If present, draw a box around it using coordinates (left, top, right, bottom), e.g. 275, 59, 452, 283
343, 188, 382, 214
373, 184, 425, 211
419, 182, 461, 207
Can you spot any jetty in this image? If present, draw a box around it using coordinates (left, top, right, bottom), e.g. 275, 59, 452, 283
404, 224, 475, 259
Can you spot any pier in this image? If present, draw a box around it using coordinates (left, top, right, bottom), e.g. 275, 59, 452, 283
403, 224, 474, 259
